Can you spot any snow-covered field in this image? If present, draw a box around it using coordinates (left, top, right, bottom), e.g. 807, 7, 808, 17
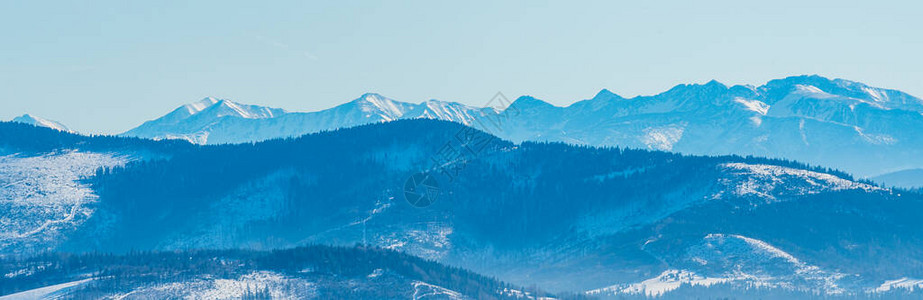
110, 271, 316, 300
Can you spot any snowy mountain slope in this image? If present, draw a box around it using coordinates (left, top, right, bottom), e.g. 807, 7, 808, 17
110, 271, 318, 300
123, 97, 287, 144
9, 115, 71, 133
621, 234, 846, 296
715, 162, 883, 204
588, 233, 852, 298
0, 122, 194, 258
0, 151, 130, 258
612, 183, 923, 298
121, 93, 495, 145
500, 75, 923, 178
120, 75, 923, 178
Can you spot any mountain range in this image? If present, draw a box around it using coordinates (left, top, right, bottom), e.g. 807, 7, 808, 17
5, 74, 923, 298
119, 75, 923, 185
11, 75, 923, 187
2, 120, 923, 298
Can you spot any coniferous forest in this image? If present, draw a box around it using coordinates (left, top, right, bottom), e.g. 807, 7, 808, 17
2, 120, 923, 298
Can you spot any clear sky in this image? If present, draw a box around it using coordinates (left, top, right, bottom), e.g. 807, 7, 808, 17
2, 0, 921, 134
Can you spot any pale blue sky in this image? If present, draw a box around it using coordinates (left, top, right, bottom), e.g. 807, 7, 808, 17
2, 0, 921, 134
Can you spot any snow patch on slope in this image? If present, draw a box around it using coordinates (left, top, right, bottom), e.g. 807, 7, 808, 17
0, 278, 93, 300
353, 93, 407, 121
717, 163, 883, 203
412, 281, 467, 300
593, 234, 847, 297
734, 98, 770, 115
871, 278, 923, 293
10, 114, 72, 133
0, 151, 130, 257
587, 269, 729, 297
686, 234, 846, 294
113, 271, 315, 300
183, 97, 221, 115
641, 125, 685, 151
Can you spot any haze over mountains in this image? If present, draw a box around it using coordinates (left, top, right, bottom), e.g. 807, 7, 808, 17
80, 75, 921, 186
4, 74, 923, 297
3, 120, 923, 298
10, 75, 923, 187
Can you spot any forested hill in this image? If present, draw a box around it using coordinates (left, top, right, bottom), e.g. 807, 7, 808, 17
75, 119, 859, 253
3, 119, 923, 296
0, 244, 566, 299
0, 121, 193, 155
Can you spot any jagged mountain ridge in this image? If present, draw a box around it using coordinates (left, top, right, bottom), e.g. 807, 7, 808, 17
122, 93, 495, 145
120, 75, 923, 179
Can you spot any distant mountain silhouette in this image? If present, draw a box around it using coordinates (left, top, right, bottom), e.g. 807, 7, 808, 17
121, 75, 923, 179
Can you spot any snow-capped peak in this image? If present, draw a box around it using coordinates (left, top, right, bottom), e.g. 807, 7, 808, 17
792, 84, 836, 98
173, 97, 285, 120
117, 77, 923, 179
11, 114, 72, 133
349, 93, 408, 120
761, 75, 923, 112
203, 99, 283, 119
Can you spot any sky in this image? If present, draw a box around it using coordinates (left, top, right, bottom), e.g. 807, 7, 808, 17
2, 0, 922, 134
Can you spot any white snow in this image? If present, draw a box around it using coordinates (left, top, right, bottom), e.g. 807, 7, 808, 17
116, 78, 923, 179
10, 114, 72, 133
587, 269, 730, 297
871, 278, 923, 293
356, 93, 406, 120
734, 98, 770, 115
122, 94, 487, 145
0, 278, 93, 300
184, 97, 221, 115
863, 87, 885, 102
412, 281, 466, 300
114, 271, 315, 300
718, 163, 883, 202
591, 233, 848, 297
641, 125, 685, 151
854, 126, 897, 145
0, 151, 130, 256
711, 234, 800, 265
